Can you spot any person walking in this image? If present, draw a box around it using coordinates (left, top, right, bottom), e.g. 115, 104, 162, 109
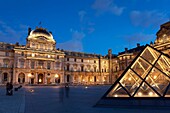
9, 82, 13, 96
6, 82, 10, 95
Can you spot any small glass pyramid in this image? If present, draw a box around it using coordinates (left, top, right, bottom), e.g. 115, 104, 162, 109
106, 45, 170, 98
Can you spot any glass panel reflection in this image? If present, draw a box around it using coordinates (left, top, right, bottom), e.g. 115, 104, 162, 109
132, 57, 152, 78
155, 55, 170, 77
134, 82, 159, 97
146, 67, 170, 96
107, 84, 129, 97
119, 69, 142, 96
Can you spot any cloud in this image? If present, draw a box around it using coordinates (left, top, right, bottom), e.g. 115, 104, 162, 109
124, 33, 155, 45
78, 10, 87, 22
78, 10, 95, 34
130, 10, 168, 28
57, 30, 85, 52
92, 0, 125, 16
0, 20, 28, 44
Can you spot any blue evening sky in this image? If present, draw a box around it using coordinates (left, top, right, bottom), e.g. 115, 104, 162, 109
0, 0, 169, 55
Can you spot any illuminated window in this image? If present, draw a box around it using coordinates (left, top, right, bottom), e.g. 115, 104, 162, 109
38, 60, 44, 67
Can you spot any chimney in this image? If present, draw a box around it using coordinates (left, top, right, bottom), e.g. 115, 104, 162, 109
125, 48, 128, 53
28, 27, 31, 35
137, 43, 140, 47
108, 49, 112, 58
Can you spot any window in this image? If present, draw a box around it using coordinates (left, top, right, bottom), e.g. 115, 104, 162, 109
5, 52, 9, 56
94, 67, 97, 72
21, 52, 24, 56
20, 60, 24, 68
40, 44, 43, 49
74, 58, 76, 62
130, 55, 132, 59
57, 56, 59, 59
67, 58, 69, 61
81, 66, 84, 71
4, 62, 8, 68
67, 65, 70, 71
47, 62, 51, 69
81, 59, 83, 62
38, 60, 44, 67
56, 62, 60, 68
116, 66, 118, 72
4, 73, 8, 81
94, 60, 96, 63
31, 61, 35, 69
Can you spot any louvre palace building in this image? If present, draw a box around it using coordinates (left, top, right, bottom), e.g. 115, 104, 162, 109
0, 21, 170, 85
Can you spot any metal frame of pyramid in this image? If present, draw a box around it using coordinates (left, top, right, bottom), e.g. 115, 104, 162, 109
96, 45, 170, 107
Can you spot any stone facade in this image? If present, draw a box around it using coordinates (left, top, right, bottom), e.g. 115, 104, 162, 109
0, 21, 170, 85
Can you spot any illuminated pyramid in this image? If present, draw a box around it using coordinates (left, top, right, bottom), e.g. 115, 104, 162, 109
96, 45, 170, 107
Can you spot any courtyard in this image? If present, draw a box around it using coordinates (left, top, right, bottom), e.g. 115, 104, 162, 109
0, 85, 170, 113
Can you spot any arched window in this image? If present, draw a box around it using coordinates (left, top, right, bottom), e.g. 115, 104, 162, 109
4, 73, 8, 81
67, 65, 70, 71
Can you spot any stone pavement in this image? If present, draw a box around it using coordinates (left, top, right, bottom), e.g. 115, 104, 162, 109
0, 85, 25, 113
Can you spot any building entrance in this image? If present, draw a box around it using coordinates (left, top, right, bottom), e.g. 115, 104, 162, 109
38, 74, 44, 84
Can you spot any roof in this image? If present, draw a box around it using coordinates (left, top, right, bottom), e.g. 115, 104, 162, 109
118, 45, 145, 55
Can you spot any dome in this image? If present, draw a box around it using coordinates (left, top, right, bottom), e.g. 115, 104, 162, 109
27, 27, 55, 42
33, 28, 51, 36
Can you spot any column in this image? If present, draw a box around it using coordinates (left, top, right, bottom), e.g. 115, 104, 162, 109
25, 73, 29, 84
35, 73, 38, 84
44, 73, 47, 84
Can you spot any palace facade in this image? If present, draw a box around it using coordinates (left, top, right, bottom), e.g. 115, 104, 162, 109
0, 21, 170, 85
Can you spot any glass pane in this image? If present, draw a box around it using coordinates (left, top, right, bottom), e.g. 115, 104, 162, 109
107, 84, 129, 97
140, 47, 160, 64
132, 57, 152, 78
155, 55, 170, 77
119, 69, 143, 96
134, 82, 159, 97
165, 85, 170, 97
148, 47, 160, 59
145, 68, 170, 96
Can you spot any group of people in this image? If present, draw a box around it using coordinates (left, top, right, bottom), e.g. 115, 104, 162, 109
6, 82, 13, 96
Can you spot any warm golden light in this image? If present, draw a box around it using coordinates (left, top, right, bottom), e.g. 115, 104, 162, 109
154, 75, 157, 79
90, 79, 92, 82
114, 94, 118, 97
83, 79, 85, 81
97, 79, 99, 82
48, 55, 50, 58
55, 74, 59, 78
32, 53, 35, 57
149, 92, 153, 96
138, 92, 142, 96
28, 73, 32, 77
39, 79, 42, 82
146, 77, 148, 80
128, 78, 131, 81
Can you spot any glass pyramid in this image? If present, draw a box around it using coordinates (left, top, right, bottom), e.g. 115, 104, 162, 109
106, 45, 170, 98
